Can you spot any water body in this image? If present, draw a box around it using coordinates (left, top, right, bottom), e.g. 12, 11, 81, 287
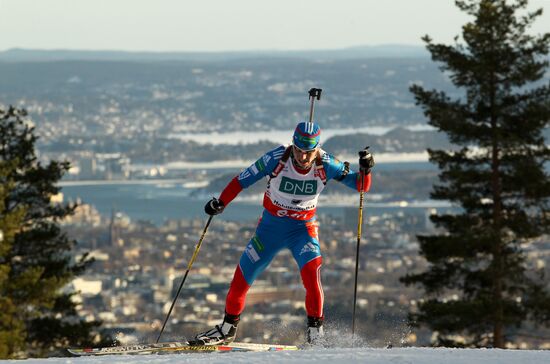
62, 183, 260, 223
61, 161, 444, 225
168, 124, 435, 145
61, 183, 446, 225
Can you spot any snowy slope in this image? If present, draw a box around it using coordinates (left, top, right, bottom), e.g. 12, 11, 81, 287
6, 347, 549, 364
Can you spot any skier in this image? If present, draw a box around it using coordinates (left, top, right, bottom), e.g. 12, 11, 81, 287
190, 121, 374, 346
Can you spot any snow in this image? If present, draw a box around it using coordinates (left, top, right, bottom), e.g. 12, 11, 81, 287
7, 347, 549, 364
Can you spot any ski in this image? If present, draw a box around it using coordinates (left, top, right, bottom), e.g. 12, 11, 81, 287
67, 341, 299, 356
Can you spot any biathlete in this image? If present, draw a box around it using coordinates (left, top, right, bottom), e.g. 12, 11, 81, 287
190, 121, 375, 345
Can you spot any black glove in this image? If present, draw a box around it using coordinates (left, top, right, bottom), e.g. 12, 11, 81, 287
204, 197, 225, 216
358, 146, 375, 174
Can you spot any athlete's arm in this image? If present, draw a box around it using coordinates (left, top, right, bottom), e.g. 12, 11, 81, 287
218, 145, 286, 206
322, 152, 371, 192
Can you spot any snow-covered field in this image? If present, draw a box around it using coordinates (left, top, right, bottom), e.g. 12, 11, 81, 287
5, 347, 549, 364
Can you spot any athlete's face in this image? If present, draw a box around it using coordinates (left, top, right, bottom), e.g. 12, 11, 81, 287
292, 145, 318, 169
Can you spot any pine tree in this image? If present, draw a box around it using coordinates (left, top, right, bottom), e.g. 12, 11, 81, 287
0, 160, 27, 358
401, 0, 550, 348
0, 106, 105, 357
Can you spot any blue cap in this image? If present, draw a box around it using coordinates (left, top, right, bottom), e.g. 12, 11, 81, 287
293, 122, 321, 151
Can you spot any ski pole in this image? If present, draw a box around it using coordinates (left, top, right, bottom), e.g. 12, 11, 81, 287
156, 215, 214, 343
352, 171, 366, 338
308, 88, 322, 122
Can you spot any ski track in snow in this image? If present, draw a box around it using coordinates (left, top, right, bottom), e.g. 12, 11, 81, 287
6, 347, 550, 364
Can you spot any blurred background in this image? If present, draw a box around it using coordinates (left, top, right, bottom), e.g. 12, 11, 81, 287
0, 0, 549, 353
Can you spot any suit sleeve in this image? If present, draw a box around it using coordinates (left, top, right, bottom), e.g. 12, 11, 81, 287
322, 152, 371, 192
219, 145, 286, 206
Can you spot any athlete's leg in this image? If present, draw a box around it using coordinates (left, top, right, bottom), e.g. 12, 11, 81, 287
289, 220, 324, 319
225, 217, 283, 316
225, 265, 250, 316
300, 256, 323, 318
193, 214, 285, 345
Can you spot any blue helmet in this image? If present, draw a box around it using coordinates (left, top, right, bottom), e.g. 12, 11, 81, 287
293, 121, 321, 151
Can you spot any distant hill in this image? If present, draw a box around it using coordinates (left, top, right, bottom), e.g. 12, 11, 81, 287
0, 45, 429, 62
0, 56, 446, 134
1, 52, 546, 169
323, 127, 452, 155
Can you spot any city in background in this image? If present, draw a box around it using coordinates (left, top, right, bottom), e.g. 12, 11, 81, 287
1, 48, 549, 348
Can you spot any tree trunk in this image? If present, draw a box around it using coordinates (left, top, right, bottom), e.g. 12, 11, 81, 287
490, 77, 505, 349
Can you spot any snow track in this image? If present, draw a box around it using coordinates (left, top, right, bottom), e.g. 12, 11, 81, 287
7, 347, 550, 363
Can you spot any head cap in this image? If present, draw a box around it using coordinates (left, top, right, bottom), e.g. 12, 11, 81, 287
293, 121, 321, 151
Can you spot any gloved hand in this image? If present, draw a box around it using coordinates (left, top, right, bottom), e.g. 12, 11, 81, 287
358, 146, 375, 174
204, 197, 225, 216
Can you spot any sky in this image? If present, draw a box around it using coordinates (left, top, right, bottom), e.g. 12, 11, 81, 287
0, 0, 549, 52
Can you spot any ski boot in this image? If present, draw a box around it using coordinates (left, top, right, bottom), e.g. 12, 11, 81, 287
306, 316, 325, 346
189, 313, 240, 346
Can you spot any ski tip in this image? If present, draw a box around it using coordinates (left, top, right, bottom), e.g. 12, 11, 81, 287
67, 348, 87, 356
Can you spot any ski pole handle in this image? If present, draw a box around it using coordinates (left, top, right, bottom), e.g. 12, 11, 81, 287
308, 88, 322, 123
